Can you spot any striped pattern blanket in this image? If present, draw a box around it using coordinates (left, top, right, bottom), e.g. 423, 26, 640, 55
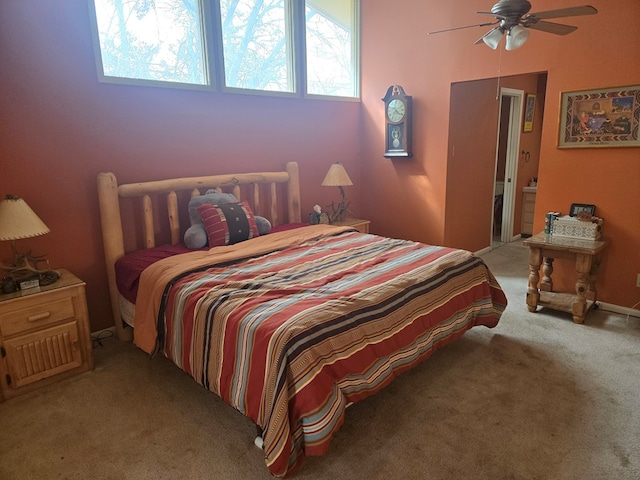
133, 226, 507, 477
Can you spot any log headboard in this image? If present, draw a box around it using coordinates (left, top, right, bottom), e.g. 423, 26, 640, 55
97, 162, 301, 341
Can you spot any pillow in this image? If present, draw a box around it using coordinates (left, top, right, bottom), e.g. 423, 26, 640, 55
184, 224, 209, 249
197, 201, 260, 247
254, 216, 272, 235
188, 191, 238, 226
184, 191, 272, 248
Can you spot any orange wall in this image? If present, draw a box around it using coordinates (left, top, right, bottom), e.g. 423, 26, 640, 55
0, 1, 362, 331
360, 0, 640, 308
2, 1, 639, 333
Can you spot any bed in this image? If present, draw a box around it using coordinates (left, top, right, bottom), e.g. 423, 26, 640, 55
97, 162, 507, 477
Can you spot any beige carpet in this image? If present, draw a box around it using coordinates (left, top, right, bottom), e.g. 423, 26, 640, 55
1, 241, 638, 479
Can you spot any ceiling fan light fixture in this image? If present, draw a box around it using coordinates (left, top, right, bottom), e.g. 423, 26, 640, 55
505, 25, 530, 50
429, 2, 598, 49
482, 28, 504, 49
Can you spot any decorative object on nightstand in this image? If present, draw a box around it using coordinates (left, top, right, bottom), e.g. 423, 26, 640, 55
321, 162, 353, 223
569, 203, 596, 217
309, 205, 330, 225
0, 195, 60, 288
553, 215, 603, 240
382, 85, 413, 158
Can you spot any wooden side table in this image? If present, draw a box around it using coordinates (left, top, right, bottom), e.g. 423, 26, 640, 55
522, 233, 609, 324
0, 269, 94, 402
332, 218, 370, 234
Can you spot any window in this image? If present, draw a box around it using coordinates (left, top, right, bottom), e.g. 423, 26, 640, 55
92, 0, 208, 86
220, 0, 293, 92
89, 0, 360, 98
305, 0, 358, 97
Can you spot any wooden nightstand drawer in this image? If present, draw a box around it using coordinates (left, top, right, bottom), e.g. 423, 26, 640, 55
4, 321, 83, 388
0, 292, 77, 338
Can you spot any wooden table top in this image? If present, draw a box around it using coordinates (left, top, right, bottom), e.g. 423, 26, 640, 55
522, 232, 609, 255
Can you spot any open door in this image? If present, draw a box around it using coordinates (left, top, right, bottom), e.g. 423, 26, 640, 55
493, 87, 524, 244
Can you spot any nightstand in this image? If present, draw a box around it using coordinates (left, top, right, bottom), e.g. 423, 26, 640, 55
332, 218, 370, 234
0, 269, 94, 402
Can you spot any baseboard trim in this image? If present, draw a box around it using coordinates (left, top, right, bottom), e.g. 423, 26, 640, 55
598, 302, 640, 319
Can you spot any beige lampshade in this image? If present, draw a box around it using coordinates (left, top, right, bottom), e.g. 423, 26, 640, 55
321, 162, 353, 187
0, 195, 50, 241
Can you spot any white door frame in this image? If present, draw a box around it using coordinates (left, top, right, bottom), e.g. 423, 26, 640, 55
494, 87, 524, 244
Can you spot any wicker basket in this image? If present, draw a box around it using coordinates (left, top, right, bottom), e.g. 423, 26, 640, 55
552, 215, 603, 239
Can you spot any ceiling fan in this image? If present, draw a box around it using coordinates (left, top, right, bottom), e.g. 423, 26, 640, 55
429, 0, 598, 51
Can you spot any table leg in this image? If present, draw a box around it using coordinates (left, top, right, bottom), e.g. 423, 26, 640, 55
526, 247, 542, 312
586, 252, 602, 302
572, 253, 593, 324
540, 257, 554, 292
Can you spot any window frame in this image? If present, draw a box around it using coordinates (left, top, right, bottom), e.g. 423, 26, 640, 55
87, 0, 360, 100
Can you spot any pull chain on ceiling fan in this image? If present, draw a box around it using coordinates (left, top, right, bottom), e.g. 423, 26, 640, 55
429, 0, 598, 50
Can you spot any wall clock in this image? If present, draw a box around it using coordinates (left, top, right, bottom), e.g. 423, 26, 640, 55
382, 84, 413, 158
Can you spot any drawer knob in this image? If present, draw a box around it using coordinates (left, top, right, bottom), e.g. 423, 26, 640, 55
27, 311, 51, 322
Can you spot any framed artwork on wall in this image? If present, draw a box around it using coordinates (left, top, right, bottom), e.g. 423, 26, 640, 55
558, 85, 640, 148
523, 93, 536, 132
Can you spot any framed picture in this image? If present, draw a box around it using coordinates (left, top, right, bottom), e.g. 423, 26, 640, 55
569, 203, 596, 217
523, 93, 536, 132
558, 85, 640, 148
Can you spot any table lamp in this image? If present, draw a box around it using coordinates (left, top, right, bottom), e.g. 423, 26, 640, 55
0, 195, 59, 287
321, 162, 353, 222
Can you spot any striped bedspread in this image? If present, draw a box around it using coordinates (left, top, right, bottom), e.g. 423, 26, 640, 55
134, 226, 507, 477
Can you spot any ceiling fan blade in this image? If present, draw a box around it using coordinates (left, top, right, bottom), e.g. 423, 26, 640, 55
527, 5, 597, 20
429, 21, 498, 35
527, 20, 578, 35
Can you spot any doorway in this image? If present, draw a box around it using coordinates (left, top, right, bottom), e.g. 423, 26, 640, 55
492, 87, 524, 246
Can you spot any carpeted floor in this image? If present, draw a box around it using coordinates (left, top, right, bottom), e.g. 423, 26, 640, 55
1, 240, 638, 479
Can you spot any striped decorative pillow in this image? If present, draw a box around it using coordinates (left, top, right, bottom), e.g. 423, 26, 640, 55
197, 201, 259, 247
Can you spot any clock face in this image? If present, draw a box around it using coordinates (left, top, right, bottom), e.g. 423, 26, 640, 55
387, 98, 406, 123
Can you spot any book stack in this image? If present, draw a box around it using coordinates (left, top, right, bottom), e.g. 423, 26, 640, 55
544, 212, 561, 234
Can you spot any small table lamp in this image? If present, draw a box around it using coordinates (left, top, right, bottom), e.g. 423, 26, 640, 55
0, 195, 59, 286
321, 162, 353, 222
